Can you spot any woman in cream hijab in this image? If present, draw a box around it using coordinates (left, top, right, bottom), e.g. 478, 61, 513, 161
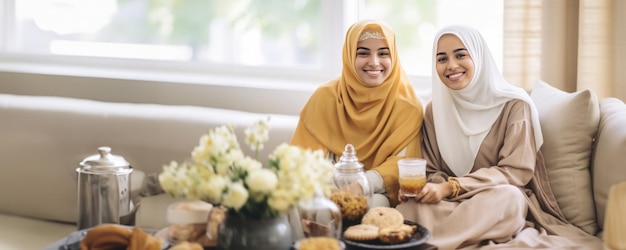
290, 19, 424, 207
396, 25, 603, 249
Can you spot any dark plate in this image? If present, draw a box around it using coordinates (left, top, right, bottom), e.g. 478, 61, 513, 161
342, 220, 430, 250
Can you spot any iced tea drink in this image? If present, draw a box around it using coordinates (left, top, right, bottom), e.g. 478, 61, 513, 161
399, 174, 426, 197
398, 158, 427, 197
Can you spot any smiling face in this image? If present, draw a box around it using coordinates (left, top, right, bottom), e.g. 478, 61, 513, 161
354, 38, 392, 87
435, 34, 474, 90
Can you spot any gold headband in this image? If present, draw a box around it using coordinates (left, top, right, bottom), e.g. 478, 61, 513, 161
359, 29, 384, 41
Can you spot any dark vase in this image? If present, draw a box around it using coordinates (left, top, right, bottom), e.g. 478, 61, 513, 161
217, 213, 292, 250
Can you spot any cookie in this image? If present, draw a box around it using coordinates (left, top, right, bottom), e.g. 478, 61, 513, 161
361, 207, 404, 229
343, 224, 379, 241
378, 224, 417, 244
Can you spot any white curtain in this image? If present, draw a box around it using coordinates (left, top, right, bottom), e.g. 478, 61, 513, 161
503, 0, 626, 101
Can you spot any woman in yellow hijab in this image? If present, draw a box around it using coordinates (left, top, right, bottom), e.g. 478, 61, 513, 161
290, 19, 423, 207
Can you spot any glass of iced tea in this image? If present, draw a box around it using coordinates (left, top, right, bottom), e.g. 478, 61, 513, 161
398, 158, 427, 197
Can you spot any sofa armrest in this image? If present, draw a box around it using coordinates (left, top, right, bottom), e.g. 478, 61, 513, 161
592, 97, 626, 231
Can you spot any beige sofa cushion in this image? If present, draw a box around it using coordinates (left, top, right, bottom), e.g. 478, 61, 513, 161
530, 80, 599, 235
0, 94, 298, 225
0, 213, 75, 250
592, 98, 626, 231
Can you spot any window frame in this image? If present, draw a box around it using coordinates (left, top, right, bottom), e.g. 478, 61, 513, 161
0, 0, 435, 112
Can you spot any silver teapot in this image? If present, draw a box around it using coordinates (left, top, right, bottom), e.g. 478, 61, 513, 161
76, 146, 133, 230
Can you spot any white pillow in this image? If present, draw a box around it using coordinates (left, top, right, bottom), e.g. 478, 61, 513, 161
530, 80, 599, 235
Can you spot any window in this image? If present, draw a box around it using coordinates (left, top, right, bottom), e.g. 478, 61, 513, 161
14, 0, 323, 65
359, 0, 503, 76
0, 0, 502, 89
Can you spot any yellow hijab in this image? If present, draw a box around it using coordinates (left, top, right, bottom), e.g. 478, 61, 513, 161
291, 20, 423, 203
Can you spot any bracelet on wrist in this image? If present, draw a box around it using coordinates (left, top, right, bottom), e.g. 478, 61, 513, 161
447, 177, 461, 198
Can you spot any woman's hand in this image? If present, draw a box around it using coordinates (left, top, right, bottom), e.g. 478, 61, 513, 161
398, 182, 453, 203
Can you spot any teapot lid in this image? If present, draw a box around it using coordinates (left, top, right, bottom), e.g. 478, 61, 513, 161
80, 146, 131, 171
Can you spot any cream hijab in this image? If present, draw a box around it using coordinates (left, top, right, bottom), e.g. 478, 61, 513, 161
431, 25, 543, 176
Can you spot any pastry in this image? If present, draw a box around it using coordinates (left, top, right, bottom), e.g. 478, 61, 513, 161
297, 237, 343, 250
127, 226, 163, 250
166, 200, 213, 244
169, 241, 204, 250
80, 224, 162, 250
378, 224, 417, 244
205, 206, 226, 245
361, 207, 404, 229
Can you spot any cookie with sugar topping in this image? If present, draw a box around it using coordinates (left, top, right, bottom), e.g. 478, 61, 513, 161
361, 207, 404, 229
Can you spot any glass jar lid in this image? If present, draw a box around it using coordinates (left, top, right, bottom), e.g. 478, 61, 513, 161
334, 144, 363, 173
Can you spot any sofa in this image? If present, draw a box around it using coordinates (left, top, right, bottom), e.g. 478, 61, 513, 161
0, 93, 299, 249
0, 79, 624, 249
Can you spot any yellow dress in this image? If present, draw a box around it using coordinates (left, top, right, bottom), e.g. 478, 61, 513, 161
290, 19, 424, 206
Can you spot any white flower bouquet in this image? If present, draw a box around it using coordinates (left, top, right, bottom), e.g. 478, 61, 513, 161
158, 118, 335, 219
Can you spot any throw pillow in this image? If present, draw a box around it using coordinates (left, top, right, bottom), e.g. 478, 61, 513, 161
530, 80, 599, 235
592, 98, 626, 231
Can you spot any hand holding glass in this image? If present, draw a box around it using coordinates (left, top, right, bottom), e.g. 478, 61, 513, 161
398, 158, 427, 197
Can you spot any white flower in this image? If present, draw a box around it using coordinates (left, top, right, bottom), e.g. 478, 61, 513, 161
222, 182, 249, 210
158, 118, 335, 219
244, 117, 270, 153
158, 162, 180, 196
198, 175, 229, 204
237, 156, 262, 173
268, 189, 295, 213
247, 168, 278, 194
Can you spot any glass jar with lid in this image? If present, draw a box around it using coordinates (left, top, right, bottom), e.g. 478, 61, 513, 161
298, 188, 342, 239
330, 144, 372, 230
